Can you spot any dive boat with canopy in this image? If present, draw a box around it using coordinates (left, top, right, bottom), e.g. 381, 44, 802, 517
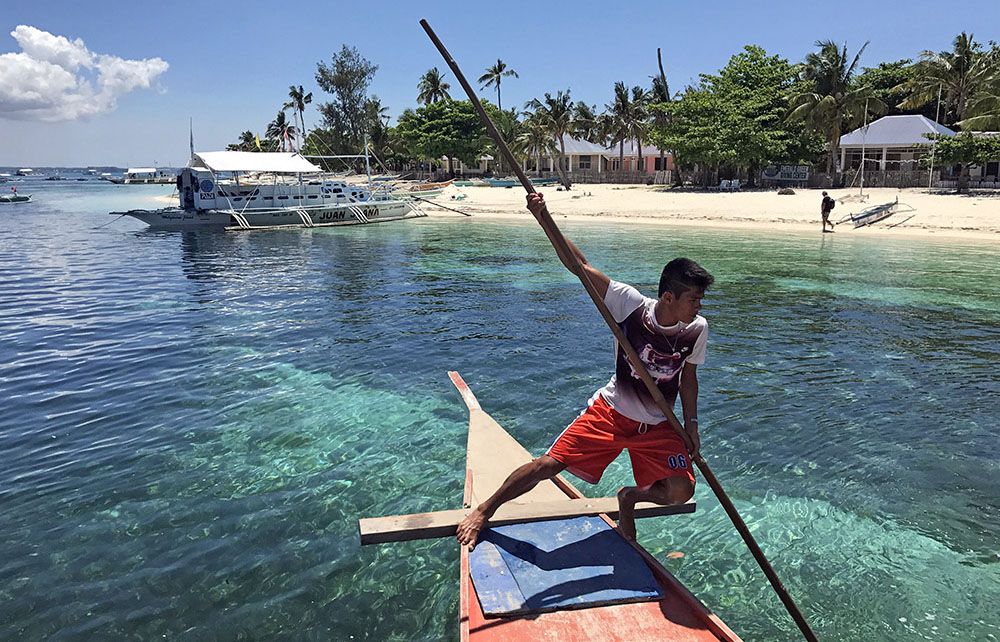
112, 151, 425, 230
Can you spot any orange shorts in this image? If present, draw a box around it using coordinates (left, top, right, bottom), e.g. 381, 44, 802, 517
546, 394, 695, 488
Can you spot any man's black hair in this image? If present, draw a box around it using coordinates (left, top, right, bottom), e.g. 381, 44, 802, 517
658, 258, 714, 298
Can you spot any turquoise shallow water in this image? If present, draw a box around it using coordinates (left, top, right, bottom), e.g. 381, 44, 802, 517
1, 180, 998, 641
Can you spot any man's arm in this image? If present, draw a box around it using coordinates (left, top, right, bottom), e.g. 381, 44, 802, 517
679, 362, 700, 457
526, 193, 610, 298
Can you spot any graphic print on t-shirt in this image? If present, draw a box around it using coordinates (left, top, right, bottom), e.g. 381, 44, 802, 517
617, 303, 704, 408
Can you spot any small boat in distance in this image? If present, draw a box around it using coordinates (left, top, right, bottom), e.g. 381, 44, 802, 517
16, 168, 33, 177
112, 151, 425, 230
486, 176, 559, 187
359, 372, 742, 642
106, 167, 176, 184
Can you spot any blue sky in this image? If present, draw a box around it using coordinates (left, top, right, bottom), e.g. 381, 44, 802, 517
2, 0, 998, 167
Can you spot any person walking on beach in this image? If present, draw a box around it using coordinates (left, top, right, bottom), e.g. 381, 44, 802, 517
456, 192, 711, 547
821, 191, 836, 233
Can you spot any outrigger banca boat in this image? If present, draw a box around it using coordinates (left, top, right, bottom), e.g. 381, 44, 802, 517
359, 372, 742, 642
112, 151, 426, 230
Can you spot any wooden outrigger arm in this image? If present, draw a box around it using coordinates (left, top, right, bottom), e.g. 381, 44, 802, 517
359, 497, 694, 545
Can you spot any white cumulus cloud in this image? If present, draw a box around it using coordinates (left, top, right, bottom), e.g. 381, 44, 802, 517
0, 25, 169, 122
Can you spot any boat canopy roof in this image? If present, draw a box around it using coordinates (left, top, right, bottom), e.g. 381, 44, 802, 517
126, 168, 156, 174
190, 151, 322, 174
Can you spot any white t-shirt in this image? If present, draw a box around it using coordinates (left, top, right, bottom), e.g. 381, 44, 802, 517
593, 280, 708, 424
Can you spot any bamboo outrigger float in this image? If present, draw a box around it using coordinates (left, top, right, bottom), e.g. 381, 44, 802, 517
358, 372, 742, 641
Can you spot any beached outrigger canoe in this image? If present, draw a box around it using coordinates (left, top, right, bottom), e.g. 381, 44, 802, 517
359, 372, 742, 641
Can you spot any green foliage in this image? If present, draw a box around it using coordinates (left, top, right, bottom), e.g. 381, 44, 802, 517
477, 59, 518, 111
897, 33, 996, 126
651, 45, 823, 175
315, 45, 379, 153
396, 100, 490, 170
417, 67, 452, 105
854, 60, 936, 118
787, 40, 885, 172
926, 131, 1000, 166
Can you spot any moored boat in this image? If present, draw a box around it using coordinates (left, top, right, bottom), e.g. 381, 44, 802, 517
486, 176, 558, 187
359, 372, 742, 642
112, 151, 425, 230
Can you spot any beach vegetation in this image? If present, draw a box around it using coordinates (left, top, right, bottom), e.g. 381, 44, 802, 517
925, 131, 1000, 191
417, 67, 452, 105
524, 90, 577, 189
788, 40, 886, 174
396, 100, 489, 175
478, 59, 518, 111
516, 112, 557, 177
283, 85, 313, 151
853, 60, 936, 119
314, 45, 379, 155
652, 46, 822, 186
266, 111, 297, 152
226, 130, 260, 152
896, 33, 997, 126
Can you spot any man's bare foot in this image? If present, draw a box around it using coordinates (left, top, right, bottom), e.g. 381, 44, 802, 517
456, 508, 488, 550
617, 487, 638, 541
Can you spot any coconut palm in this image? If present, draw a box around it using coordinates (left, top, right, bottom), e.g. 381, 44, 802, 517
525, 90, 575, 188
788, 40, 885, 174
627, 86, 650, 171
896, 33, 996, 126
283, 85, 313, 150
516, 112, 555, 176
651, 48, 674, 175
417, 67, 451, 105
478, 59, 519, 111
266, 111, 297, 152
605, 81, 633, 169
227, 130, 258, 152
960, 83, 1000, 130
573, 102, 601, 143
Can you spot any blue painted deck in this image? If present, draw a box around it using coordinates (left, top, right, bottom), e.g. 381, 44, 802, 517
469, 516, 663, 616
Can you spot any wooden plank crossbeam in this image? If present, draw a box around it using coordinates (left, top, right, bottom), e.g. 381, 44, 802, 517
359, 497, 695, 545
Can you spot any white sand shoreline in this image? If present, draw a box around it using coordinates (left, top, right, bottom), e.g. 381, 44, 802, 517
425, 184, 1000, 242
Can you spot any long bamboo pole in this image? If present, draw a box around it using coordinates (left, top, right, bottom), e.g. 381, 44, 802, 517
419, 19, 819, 642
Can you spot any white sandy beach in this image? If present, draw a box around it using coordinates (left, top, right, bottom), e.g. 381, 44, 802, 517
427, 184, 1000, 241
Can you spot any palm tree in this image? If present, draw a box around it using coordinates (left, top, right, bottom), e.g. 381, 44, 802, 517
651, 47, 674, 177
627, 86, 650, 171
516, 112, 555, 177
227, 130, 258, 151
266, 111, 297, 152
605, 81, 632, 169
897, 33, 995, 126
573, 102, 601, 143
283, 85, 313, 150
960, 82, 1000, 130
478, 59, 519, 111
789, 40, 885, 174
525, 90, 575, 188
417, 67, 451, 105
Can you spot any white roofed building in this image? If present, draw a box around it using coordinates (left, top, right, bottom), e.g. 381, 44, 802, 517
839, 115, 954, 172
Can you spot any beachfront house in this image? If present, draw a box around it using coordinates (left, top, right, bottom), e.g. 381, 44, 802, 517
527, 136, 673, 183
838, 115, 999, 188
839, 115, 952, 173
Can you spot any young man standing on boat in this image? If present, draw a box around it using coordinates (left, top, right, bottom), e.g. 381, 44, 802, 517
457, 192, 712, 547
